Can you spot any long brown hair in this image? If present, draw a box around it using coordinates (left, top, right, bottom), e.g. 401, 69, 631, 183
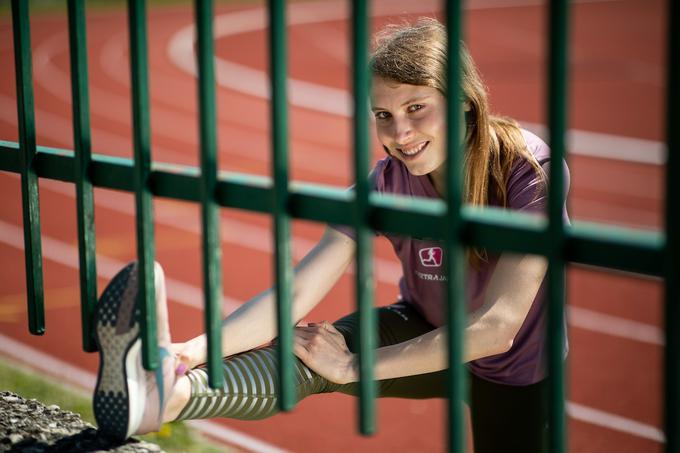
370, 18, 545, 263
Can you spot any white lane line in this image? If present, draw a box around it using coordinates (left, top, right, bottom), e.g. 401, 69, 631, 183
0, 218, 241, 315
0, 332, 290, 453
523, 123, 666, 166
29, 31, 343, 178
0, 171, 403, 285
0, 332, 96, 391
167, 0, 665, 166
0, 316, 664, 445
567, 402, 665, 443
0, 171, 665, 348
0, 92, 195, 167
568, 305, 664, 346
187, 420, 288, 453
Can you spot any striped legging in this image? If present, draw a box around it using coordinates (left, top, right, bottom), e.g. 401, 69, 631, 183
174, 302, 447, 421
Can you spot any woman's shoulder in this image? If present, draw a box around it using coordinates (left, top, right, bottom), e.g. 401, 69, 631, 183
371, 156, 412, 194
507, 127, 571, 213
519, 128, 551, 164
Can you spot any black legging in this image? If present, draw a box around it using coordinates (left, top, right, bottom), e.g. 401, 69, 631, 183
176, 301, 548, 452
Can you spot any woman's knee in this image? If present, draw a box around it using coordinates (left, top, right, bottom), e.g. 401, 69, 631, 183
332, 302, 436, 351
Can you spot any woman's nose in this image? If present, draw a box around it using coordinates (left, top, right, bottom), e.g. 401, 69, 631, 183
392, 118, 414, 145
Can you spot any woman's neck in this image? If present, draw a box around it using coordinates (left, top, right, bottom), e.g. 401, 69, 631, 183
428, 166, 446, 198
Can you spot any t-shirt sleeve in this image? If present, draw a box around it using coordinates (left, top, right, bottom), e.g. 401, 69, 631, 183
328, 158, 389, 240
508, 132, 571, 223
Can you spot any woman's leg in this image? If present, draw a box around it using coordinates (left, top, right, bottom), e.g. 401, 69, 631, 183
330, 301, 448, 398
469, 372, 549, 453
173, 301, 447, 422
174, 342, 331, 421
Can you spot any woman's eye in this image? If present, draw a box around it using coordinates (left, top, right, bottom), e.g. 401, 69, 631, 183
408, 104, 424, 113
374, 111, 390, 120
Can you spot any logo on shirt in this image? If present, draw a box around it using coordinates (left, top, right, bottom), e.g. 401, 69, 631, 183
418, 247, 443, 267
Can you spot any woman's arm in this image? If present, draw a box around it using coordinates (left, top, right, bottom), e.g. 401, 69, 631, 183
295, 253, 547, 384
178, 227, 355, 368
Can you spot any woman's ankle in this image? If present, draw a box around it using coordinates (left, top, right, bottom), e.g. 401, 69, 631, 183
163, 375, 192, 422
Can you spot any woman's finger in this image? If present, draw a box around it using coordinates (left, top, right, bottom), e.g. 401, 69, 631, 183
297, 327, 333, 345
293, 336, 312, 360
296, 322, 350, 354
318, 323, 348, 348
294, 328, 315, 342
305, 321, 341, 338
319, 321, 343, 338
296, 326, 320, 334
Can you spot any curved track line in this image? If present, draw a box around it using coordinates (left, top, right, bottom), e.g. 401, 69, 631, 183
167, 0, 664, 165
98, 29, 130, 87
15, 24, 663, 223
0, 92, 194, 165
30, 29, 351, 177
0, 218, 241, 314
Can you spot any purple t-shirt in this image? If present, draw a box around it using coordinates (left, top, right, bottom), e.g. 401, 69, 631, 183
335, 129, 570, 385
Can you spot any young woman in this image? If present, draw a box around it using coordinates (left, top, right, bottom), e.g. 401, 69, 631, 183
92, 18, 568, 452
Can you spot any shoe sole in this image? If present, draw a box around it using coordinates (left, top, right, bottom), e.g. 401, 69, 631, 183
93, 263, 145, 440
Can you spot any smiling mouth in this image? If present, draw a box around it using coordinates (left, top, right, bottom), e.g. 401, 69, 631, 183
396, 141, 429, 159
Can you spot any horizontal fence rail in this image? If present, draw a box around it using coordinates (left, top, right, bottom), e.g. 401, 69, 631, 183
0, 142, 665, 277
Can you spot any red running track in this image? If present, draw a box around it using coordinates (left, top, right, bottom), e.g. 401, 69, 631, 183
0, 1, 667, 452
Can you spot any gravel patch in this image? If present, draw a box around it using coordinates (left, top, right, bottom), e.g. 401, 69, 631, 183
0, 392, 163, 452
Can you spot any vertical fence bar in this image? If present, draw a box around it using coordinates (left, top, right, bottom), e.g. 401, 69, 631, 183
195, 0, 224, 389
547, 0, 570, 451
127, 0, 158, 370
352, 0, 376, 435
11, 0, 45, 336
664, 1, 679, 451
67, 0, 98, 353
444, 1, 467, 451
268, 0, 296, 410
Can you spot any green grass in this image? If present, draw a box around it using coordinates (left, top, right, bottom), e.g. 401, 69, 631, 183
0, 358, 233, 453
0, 0, 267, 16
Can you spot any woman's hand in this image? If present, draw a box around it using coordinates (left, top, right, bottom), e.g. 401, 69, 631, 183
169, 341, 204, 376
293, 321, 358, 385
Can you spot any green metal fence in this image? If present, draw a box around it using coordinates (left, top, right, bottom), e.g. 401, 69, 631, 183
1, 0, 677, 452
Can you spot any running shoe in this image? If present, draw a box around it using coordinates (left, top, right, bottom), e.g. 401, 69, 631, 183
93, 262, 177, 440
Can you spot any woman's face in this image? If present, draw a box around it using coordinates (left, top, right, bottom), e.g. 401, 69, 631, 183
372, 78, 447, 177
371, 77, 470, 188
